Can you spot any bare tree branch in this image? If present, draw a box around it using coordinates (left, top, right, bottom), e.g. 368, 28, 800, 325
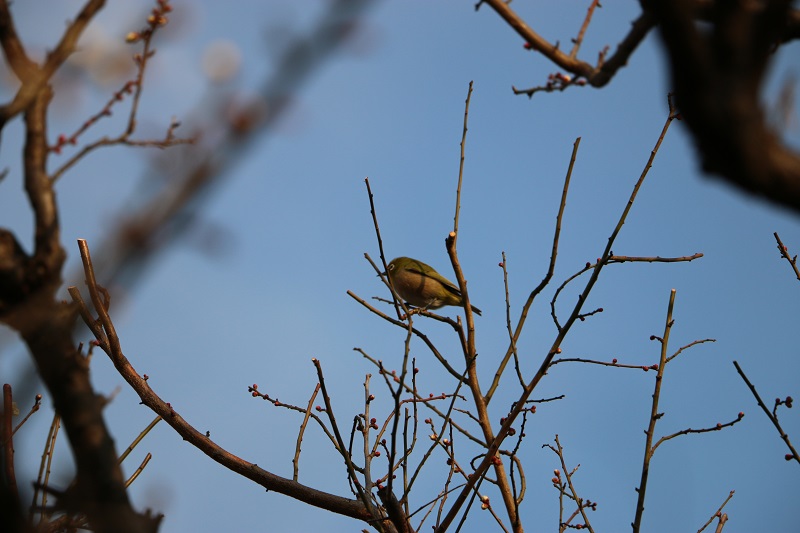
0, 0, 106, 131
478, 0, 656, 89
651, 0, 800, 214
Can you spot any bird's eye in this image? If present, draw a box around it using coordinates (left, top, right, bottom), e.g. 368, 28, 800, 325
388, 264, 394, 271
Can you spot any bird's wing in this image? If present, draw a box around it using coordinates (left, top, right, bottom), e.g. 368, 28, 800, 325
405, 264, 462, 296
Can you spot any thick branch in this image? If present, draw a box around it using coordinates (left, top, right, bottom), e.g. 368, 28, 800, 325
20, 295, 153, 533
650, 0, 800, 213
23, 88, 64, 274
0, 0, 36, 79
0, 81, 150, 533
0, 0, 106, 129
480, 0, 655, 87
70, 241, 376, 525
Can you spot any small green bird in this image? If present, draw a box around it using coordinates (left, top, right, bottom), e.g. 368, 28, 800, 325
385, 256, 482, 316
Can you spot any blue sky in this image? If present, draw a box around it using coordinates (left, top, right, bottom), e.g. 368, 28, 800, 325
2, 1, 799, 532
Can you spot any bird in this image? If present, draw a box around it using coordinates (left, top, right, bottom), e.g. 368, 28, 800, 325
385, 256, 482, 316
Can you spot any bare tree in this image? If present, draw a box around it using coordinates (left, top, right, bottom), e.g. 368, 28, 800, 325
0, 2, 796, 533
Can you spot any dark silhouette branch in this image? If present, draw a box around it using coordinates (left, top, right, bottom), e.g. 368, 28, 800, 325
478, 0, 656, 89
650, 0, 800, 214
733, 360, 799, 464
0, 0, 106, 132
481, 0, 800, 214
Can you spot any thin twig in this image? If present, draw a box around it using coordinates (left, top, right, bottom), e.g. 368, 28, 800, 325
632, 289, 676, 533
293, 384, 320, 481
364, 178, 400, 320
363, 374, 375, 502
499, 253, 526, 389
486, 137, 579, 405
124, 452, 152, 488
697, 490, 735, 533
608, 253, 704, 264
445, 80, 521, 532
447, 81, 479, 335
348, 290, 467, 384
437, 97, 679, 533
10, 393, 42, 438
733, 360, 799, 463
550, 252, 702, 330
32, 414, 60, 523
774, 232, 800, 281
452, 81, 473, 236
666, 338, 715, 363
570, 0, 602, 58
2, 384, 20, 512
250, 384, 343, 456
313, 358, 372, 508
549, 357, 658, 370
652, 413, 744, 454
358, 350, 481, 446
49, 5, 191, 183
552, 435, 594, 533
118, 415, 161, 464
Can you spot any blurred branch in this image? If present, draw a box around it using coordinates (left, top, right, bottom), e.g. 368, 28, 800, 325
481, 0, 800, 215
0, 1, 153, 527
2, 0, 381, 528
0, 0, 106, 131
0, 1, 36, 79
651, 0, 800, 214
31, 414, 60, 524
1, 384, 22, 529
50, 3, 193, 183
8, 391, 42, 439
570, 0, 602, 58
84, 0, 377, 294
3, 2, 375, 522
